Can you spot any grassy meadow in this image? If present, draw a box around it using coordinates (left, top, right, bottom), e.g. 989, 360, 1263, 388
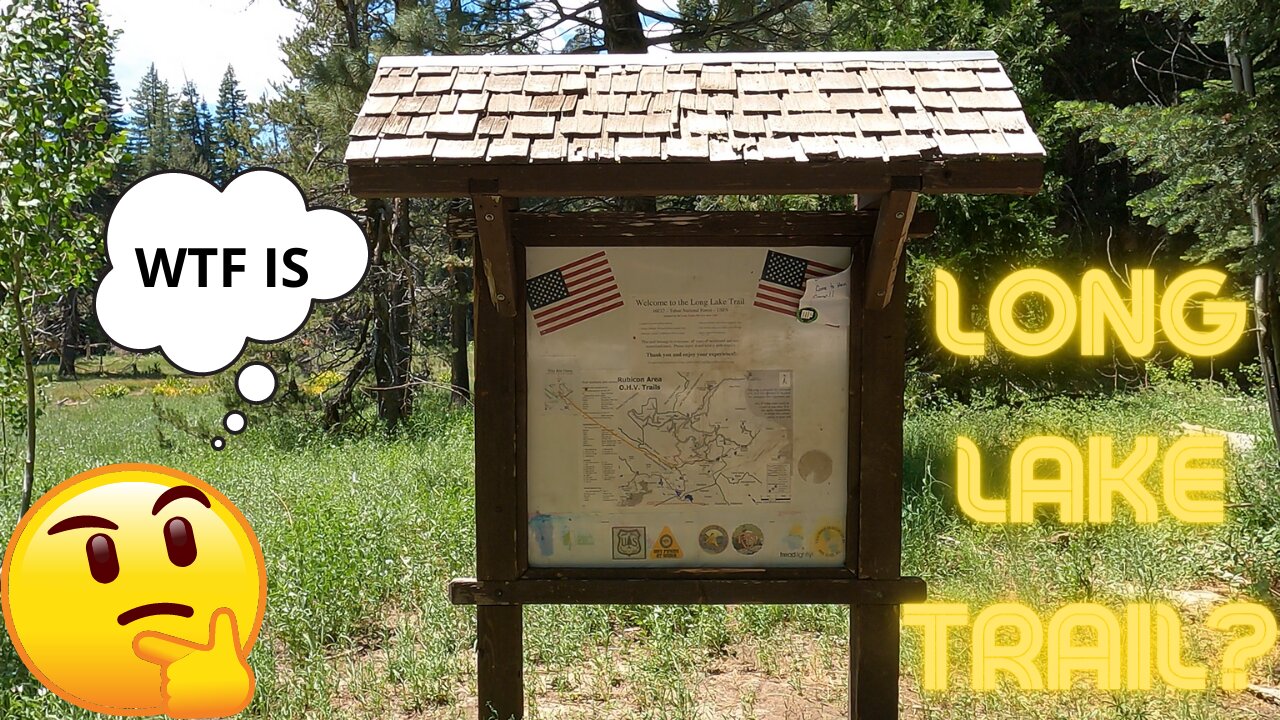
0, 357, 1277, 719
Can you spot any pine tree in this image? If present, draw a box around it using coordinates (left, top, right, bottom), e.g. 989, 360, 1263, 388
1069, 0, 1280, 449
172, 80, 211, 174
198, 99, 215, 165
212, 65, 251, 184
101, 70, 127, 136
128, 64, 176, 174
96, 64, 133, 183
273, 0, 425, 429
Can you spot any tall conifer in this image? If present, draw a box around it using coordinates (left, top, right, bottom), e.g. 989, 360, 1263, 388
212, 65, 251, 183
173, 79, 211, 174
127, 64, 176, 174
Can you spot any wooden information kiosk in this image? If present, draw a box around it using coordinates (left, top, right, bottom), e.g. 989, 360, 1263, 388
347, 50, 1044, 719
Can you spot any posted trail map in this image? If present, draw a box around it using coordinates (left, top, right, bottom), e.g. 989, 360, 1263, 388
549, 369, 793, 508
526, 246, 851, 568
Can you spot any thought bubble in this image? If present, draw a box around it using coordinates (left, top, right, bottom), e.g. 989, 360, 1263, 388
96, 169, 369, 375
236, 363, 277, 404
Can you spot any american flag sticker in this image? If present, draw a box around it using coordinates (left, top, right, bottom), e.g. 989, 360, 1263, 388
754, 250, 843, 317
527, 251, 624, 335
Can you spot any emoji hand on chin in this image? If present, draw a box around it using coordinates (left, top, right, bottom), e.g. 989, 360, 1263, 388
133, 608, 254, 719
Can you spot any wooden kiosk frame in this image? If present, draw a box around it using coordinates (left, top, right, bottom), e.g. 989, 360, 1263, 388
347, 51, 1045, 720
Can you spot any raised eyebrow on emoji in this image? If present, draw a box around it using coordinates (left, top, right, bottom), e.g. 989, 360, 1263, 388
48, 515, 119, 535
151, 485, 212, 516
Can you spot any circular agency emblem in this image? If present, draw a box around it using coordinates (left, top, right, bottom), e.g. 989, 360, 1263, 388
698, 525, 728, 554
797, 307, 818, 323
814, 526, 844, 558
731, 523, 764, 555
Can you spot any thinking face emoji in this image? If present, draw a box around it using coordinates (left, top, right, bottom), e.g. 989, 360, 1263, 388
2, 463, 266, 717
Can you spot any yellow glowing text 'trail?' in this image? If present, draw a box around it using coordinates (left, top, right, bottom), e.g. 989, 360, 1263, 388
903, 602, 1276, 692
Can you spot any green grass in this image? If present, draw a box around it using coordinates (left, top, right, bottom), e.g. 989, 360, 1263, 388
896, 378, 1280, 719
0, 370, 1277, 718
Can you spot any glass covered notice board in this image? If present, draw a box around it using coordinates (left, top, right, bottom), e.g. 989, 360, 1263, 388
525, 245, 852, 568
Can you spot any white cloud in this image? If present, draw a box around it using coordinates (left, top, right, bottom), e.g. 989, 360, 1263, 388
102, 0, 301, 109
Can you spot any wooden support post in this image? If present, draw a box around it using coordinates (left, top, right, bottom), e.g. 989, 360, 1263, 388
851, 605, 901, 719
473, 215, 523, 720
477, 606, 522, 720
850, 257, 908, 719
451, 577, 926, 605
863, 184, 918, 309
473, 194, 518, 317
854, 192, 883, 211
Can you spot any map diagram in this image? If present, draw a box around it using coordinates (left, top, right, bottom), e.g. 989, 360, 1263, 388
543, 369, 793, 508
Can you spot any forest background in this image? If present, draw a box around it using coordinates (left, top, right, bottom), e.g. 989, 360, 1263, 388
6, 0, 1280, 436
2, 1, 1279, 718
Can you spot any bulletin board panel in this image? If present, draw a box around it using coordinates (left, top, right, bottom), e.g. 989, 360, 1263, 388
453, 209, 930, 720
524, 244, 853, 568
498, 211, 895, 583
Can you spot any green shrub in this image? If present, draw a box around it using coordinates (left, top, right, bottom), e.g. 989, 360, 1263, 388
302, 370, 343, 396
151, 377, 214, 397
91, 383, 130, 399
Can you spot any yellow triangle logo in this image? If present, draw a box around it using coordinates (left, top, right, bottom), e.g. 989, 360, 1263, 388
650, 526, 683, 559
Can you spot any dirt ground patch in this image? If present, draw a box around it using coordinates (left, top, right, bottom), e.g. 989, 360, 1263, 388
323, 619, 1280, 720
328, 630, 944, 720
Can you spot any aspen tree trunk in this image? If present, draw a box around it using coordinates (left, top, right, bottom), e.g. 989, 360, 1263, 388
1228, 34, 1280, 451
9, 283, 37, 516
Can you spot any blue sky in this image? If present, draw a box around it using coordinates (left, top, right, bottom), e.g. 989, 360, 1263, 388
102, 0, 302, 108
101, 0, 678, 110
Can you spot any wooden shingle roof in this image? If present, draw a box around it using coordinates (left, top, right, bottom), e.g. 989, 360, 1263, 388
346, 52, 1045, 198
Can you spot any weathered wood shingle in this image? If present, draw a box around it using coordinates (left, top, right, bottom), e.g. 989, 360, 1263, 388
345, 51, 1043, 167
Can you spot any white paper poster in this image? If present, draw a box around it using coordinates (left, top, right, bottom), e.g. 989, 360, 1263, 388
525, 246, 851, 567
